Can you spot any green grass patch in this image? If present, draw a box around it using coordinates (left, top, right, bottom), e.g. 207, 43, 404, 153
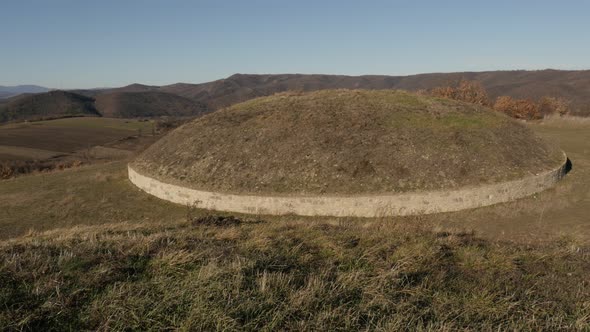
0, 161, 186, 239
387, 111, 504, 130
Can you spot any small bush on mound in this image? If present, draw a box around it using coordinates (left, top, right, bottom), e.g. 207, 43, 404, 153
154, 117, 193, 133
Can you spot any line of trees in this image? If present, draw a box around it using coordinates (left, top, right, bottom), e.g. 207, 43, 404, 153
423, 80, 569, 120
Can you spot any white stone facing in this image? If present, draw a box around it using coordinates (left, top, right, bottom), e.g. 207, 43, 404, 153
128, 155, 568, 217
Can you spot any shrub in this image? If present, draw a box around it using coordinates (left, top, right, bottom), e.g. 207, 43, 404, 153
493, 96, 541, 120
426, 80, 573, 120
429, 79, 491, 106
455, 79, 491, 106
538, 96, 570, 117
154, 117, 193, 134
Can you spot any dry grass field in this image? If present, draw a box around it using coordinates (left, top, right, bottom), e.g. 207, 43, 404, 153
1, 214, 588, 331
0, 117, 588, 330
0, 145, 64, 161
0, 117, 154, 161
0, 117, 159, 180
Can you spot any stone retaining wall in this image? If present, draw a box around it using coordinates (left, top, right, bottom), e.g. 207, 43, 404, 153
128, 155, 569, 217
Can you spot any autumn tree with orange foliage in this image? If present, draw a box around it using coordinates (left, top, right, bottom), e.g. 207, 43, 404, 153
538, 97, 570, 117
455, 79, 491, 106
428, 79, 570, 120
430, 79, 491, 106
493, 96, 541, 120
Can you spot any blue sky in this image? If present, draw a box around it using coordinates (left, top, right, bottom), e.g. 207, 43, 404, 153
1, 0, 589, 88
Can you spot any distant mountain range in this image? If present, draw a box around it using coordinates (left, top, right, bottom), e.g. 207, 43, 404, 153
153, 70, 590, 115
2, 69, 590, 123
0, 85, 50, 99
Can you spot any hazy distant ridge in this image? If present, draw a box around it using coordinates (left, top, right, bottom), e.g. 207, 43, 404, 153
155, 69, 590, 115
4, 69, 590, 119
0, 85, 51, 99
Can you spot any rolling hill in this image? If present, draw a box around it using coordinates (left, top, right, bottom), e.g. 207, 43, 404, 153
94, 91, 209, 118
0, 85, 50, 99
0, 89, 209, 123
0, 91, 99, 123
5, 70, 590, 121
68, 84, 158, 98
156, 70, 590, 115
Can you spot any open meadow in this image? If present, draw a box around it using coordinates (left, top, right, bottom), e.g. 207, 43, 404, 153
0, 117, 154, 161
0, 118, 588, 330
0, 117, 160, 180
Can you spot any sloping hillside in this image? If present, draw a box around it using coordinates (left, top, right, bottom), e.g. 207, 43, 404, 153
0, 92, 16, 99
392, 70, 590, 115
113, 83, 160, 93
0, 85, 50, 99
94, 91, 208, 118
7, 70, 589, 120
0, 91, 99, 123
159, 70, 590, 115
70, 83, 158, 98
159, 74, 402, 110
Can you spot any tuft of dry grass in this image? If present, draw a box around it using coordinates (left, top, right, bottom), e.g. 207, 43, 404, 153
538, 114, 590, 127
0, 217, 588, 331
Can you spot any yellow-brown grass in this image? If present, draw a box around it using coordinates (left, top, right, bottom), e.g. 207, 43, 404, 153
1, 216, 588, 331
1, 119, 589, 330
133, 89, 562, 195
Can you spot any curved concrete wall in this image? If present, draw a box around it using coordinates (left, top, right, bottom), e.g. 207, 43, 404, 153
128, 155, 568, 217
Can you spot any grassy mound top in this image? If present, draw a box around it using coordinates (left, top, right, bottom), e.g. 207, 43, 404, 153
133, 90, 562, 194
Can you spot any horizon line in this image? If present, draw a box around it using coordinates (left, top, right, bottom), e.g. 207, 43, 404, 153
2, 67, 589, 90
